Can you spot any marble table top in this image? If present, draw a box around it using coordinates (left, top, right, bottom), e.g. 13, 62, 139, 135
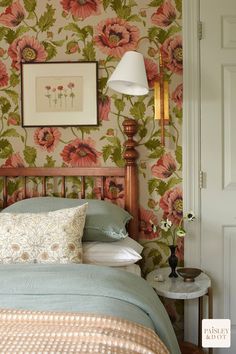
146, 267, 211, 299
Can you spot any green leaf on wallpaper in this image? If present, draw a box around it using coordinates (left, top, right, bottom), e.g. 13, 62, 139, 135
0, 139, 13, 158
27, 11, 35, 20
15, 25, 30, 37
23, 146, 36, 166
156, 29, 169, 44
148, 178, 159, 194
156, 181, 168, 196
105, 136, 121, 147
10, 72, 20, 87
138, 126, 147, 139
128, 0, 137, 7
64, 24, 88, 41
167, 25, 181, 38
83, 42, 95, 61
102, 145, 113, 162
84, 26, 93, 36
112, 147, 124, 167
23, 0, 36, 12
103, 0, 111, 10
38, 4, 56, 32
166, 176, 182, 189
77, 126, 99, 135
51, 40, 65, 47
99, 77, 108, 91
0, 97, 11, 114
173, 106, 182, 120
1, 129, 20, 138
42, 41, 57, 61
144, 138, 160, 151
116, 6, 131, 19
148, 27, 160, 41
7, 180, 20, 196
0, 0, 12, 6
130, 101, 145, 120
175, 145, 182, 166
111, 0, 122, 12
44, 156, 56, 168
0, 27, 7, 41
148, 147, 164, 159
4, 26, 28, 44
175, 0, 182, 14
127, 14, 142, 22
114, 98, 125, 112
148, 0, 163, 7
5, 89, 18, 105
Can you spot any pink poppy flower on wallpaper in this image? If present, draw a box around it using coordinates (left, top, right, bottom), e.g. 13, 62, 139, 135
0, 0, 25, 27
0, 61, 9, 87
8, 188, 24, 205
61, 137, 101, 167
151, 153, 177, 179
161, 35, 183, 75
93, 177, 125, 207
139, 207, 159, 240
8, 36, 47, 70
34, 128, 61, 153
99, 95, 111, 121
60, 0, 101, 19
1, 153, 24, 168
144, 58, 159, 89
105, 177, 125, 207
94, 18, 140, 57
159, 187, 183, 225
151, 0, 176, 27
172, 83, 183, 109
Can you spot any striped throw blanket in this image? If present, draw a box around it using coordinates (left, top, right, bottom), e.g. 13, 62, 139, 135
0, 309, 169, 354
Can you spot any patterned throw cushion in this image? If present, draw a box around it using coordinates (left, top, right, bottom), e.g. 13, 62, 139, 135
0, 204, 88, 264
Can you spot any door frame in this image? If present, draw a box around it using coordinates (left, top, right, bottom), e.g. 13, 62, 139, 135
183, 0, 201, 344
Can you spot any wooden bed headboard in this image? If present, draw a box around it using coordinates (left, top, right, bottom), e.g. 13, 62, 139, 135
0, 119, 139, 240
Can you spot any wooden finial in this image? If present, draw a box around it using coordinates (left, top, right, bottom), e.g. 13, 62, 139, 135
123, 118, 139, 240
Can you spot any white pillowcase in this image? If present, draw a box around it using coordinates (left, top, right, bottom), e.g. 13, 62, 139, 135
83, 237, 143, 267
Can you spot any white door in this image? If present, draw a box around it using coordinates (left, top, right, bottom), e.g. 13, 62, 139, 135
200, 0, 236, 352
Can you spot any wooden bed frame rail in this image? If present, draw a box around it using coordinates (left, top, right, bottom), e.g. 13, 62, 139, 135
0, 119, 139, 240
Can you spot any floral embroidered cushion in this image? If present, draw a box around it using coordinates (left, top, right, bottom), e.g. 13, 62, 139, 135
0, 204, 88, 264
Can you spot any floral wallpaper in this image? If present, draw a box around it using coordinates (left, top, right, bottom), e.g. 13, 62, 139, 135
0, 0, 183, 336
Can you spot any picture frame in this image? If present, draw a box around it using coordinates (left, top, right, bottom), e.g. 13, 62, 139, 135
21, 61, 98, 127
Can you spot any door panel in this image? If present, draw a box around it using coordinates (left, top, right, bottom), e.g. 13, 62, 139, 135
200, 1, 236, 352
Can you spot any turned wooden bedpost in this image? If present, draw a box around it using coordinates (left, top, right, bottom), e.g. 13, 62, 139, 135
123, 118, 139, 240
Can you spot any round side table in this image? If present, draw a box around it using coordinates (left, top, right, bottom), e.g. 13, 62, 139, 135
146, 267, 213, 354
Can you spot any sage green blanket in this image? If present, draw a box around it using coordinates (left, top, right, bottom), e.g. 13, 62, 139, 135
0, 263, 180, 354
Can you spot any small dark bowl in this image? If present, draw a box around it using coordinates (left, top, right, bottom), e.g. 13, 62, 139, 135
177, 268, 202, 282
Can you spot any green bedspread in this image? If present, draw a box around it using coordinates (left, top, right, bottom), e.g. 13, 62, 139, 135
0, 263, 181, 354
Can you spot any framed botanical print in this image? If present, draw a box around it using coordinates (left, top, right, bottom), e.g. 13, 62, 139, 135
21, 61, 98, 127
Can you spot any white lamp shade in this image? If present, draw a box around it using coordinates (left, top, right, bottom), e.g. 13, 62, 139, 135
107, 51, 149, 96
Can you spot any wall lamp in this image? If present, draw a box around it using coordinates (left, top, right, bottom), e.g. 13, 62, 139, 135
107, 50, 169, 146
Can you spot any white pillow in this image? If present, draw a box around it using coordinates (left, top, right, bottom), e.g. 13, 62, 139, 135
0, 204, 88, 264
83, 239, 142, 267
113, 237, 143, 254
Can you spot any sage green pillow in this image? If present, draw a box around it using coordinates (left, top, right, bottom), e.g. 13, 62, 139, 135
2, 197, 132, 242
